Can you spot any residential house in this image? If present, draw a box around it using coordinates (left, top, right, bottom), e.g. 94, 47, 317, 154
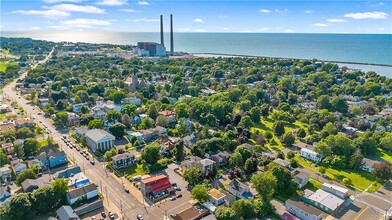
219, 190, 236, 206
127, 131, 144, 143
1, 143, 13, 155
183, 133, 197, 150
228, 179, 254, 200
131, 115, 142, 125
208, 188, 226, 206
37, 147, 68, 168
54, 166, 81, 179
140, 174, 173, 201
121, 97, 141, 106
84, 129, 115, 152
300, 148, 322, 163
124, 75, 146, 92
28, 159, 43, 170
56, 205, 80, 220
38, 98, 50, 109
0, 123, 16, 137
21, 177, 51, 192
14, 118, 35, 130
69, 173, 90, 188
273, 158, 291, 169
75, 126, 88, 136
180, 157, 215, 177
72, 103, 89, 113
66, 183, 98, 205
173, 203, 210, 220
302, 189, 345, 214
294, 171, 310, 189
210, 151, 230, 167
293, 142, 309, 151
0, 166, 12, 182
321, 183, 348, 199
11, 160, 27, 175
111, 152, 136, 169
67, 113, 80, 126
159, 110, 176, 124
200, 159, 215, 176
285, 198, 323, 220
361, 158, 380, 173
0, 186, 11, 201
0, 104, 8, 113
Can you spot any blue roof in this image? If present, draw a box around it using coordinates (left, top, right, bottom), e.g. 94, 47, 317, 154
241, 191, 253, 199
75, 179, 90, 188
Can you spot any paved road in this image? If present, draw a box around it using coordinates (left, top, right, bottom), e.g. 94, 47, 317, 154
1, 49, 166, 220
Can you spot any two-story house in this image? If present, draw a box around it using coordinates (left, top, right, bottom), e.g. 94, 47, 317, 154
0, 166, 12, 182
112, 152, 136, 169
11, 160, 27, 175
300, 148, 322, 163
228, 179, 254, 200
159, 110, 176, 124
209, 188, 226, 206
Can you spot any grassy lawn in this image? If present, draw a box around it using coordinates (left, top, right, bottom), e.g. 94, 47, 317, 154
295, 155, 381, 192
0, 113, 6, 119
39, 139, 48, 147
375, 148, 392, 163
0, 62, 7, 72
108, 164, 146, 178
305, 178, 323, 191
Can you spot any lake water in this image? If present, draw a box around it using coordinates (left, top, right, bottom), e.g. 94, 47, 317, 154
1, 31, 392, 76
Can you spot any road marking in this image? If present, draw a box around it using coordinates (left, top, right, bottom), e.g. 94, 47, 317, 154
354, 206, 368, 220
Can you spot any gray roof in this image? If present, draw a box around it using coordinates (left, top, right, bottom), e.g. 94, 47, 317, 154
56, 205, 80, 220
112, 152, 134, 161
200, 158, 215, 167
21, 178, 51, 192
295, 171, 310, 180
55, 166, 81, 179
307, 189, 345, 211
273, 158, 291, 168
85, 129, 115, 143
286, 198, 323, 216
67, 183, 97, 199
230, 179, 248, 191
219, 190, 235, 202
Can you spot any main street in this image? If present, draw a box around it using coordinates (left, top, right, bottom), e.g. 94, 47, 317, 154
1, 49, 165, 220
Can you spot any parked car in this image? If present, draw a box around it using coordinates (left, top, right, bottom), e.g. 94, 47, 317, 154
108, 211, 114, 219
101, 212, 106, 218
137, 214, 144, 220
91, 217, 97, 220
125, 189, 130, 193
90, 160, 95, 165
176, 193, 182, 198
170, 196, 176, 201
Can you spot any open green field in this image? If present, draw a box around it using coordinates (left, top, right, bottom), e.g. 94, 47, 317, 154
295, 155, 381, 192
0, 62, 7, 72
108, 164, 146, 178
375, 148, 392, 163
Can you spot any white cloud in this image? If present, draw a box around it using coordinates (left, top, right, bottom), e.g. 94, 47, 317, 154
379, 2, 384, 6
275, 9, 288, 14
96, 0, 127, 6
133, 18, 159, 22
378, 27, 385, 31
43, 0, 82, 3
193, 18, 204, 23
223, 27, 230, 31
327, 18, 347, 23
284, 29, 295, 33
313, 23, 328, 27
194, 29, 206, 32
60, 18, 111, 28
305, 10, 313, 14
11, 9, 70, 19
344, 11, 388, 19
137, 1, 150, 5
120, 9, 142, 12
259, 9, 270, 13
31, 26, 41, 30
46, 4, 105, 13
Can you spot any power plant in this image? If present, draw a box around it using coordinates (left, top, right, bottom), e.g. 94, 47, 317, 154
135, 14, 174, 57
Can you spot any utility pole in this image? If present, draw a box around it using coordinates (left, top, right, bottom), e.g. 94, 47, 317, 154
105, 186, 109, 205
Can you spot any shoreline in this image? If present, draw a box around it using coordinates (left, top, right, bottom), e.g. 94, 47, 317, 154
191, 53, 392, 67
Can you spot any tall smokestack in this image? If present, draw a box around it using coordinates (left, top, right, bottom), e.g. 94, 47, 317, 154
170, 14, 174, 55
160, 15, 164, 45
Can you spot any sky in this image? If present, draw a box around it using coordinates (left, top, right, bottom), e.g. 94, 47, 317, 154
1, 0, 391, 33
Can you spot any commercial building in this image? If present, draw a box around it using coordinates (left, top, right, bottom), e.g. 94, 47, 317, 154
321, 183, 348, 199
141, 174, 173, 201
302, 189, 345, 214
136, 42, 166, 57
173, 203, 210, 220
84, 129, 115, 152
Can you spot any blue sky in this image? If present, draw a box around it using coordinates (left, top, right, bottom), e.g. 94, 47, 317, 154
1, 0, 391, 33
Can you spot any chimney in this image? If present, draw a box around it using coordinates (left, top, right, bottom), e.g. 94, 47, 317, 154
160, 15, 164, 45
170, 14, 174, 55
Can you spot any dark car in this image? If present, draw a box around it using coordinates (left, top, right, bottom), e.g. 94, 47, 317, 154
90, 160, 95, 165
137, 214, 144, 220
125, 189, 130, 193
176, 193, 182, 198
101, 212, 106, 218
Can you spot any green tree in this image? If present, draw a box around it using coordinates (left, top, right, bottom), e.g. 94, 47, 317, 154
104, 148, 118, 162
379, 133, 392, 150
23, 138, 39, 157
109, 123, 125, 138
121, 114, 132, 129
106, 110, 121, 121
342, 178, 351, 186
183, 167, 200, 185
175, 140, 184, 161
331, 96, 348, 113
88, 119, 103, 129
239, 115, 253, 128
244, 158, 256, 175
0, 149, 7, 167
229, 152, 244, 167
281, 132, 295, 147
297, 128, 306, 138
142, 143, 160, 164
249, 106, 261, 123
112, 91, 127, 104
232, 199, 257, 219
140, 117, 154, 129
269, 163, 298, 196
235, 146, 252, 162
214, 206, 238, 220
32, 186, 56, 214
52, 178, 68, 204
16, 169, 38, 186
156, 115, 168, 127
317, 95, 331, 110
273, 121, 285, 136
349, 149, 364, 170
251, 172, 277, 202
8, 193, 34, 220
121, 104, 137, 116
314, 142, 331, 158
175, 102, 189, 119
319, 167, 326, 176
55, 111, 68, 125
372, 161, 392, 181
16, 127, 34, 139
191, 184, 209, 203
147, 103, 159, 120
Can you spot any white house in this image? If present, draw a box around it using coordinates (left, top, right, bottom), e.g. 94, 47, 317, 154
300, 148, 321, 163
285, 198, 323, 220
0, 166, 12, 182
66, 183, 98, 205
294, 171, 310, 189
72, 103, 89, 113
85, 129, 115, 152
361, 158, 380, 173
209, 188, 226, 206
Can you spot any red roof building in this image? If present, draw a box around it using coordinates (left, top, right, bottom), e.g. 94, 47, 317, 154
159, 110, 175, 117
141, 174, 173, 201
